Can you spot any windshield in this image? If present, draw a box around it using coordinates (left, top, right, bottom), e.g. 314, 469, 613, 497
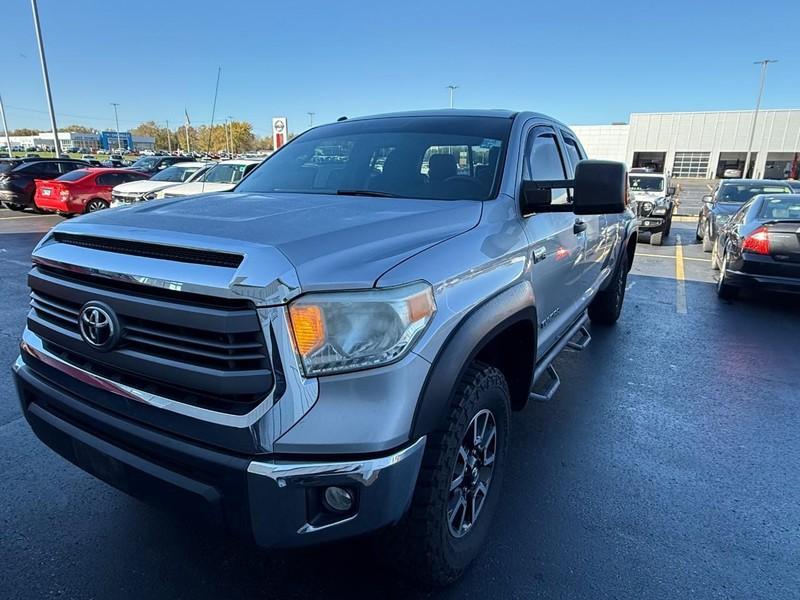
758, 196, 800, 220
197, 163, 252, 184
718, 184, 790, 203
151, 165, 201, 182
56, 169, 90, 182
236, 116, 512, 200
129, 157, 160, 170
629, 176, 664, 192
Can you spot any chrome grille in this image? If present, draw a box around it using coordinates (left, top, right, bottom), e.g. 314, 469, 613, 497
27, 265, 273, 412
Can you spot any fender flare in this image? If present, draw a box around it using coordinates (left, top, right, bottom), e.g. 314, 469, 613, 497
410, 282, 536, 440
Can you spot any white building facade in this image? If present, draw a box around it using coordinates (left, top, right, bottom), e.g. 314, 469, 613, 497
571, 109, 800, 179
5, 130, 155, 152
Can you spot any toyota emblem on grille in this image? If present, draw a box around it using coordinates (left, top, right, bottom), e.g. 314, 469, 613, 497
79, 302, 119, 351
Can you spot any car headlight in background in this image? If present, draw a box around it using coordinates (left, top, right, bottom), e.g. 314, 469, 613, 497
652, 206, 667, 216
142, 191, 157, 200
288, 282, 436, 376
642, 201, 654, 214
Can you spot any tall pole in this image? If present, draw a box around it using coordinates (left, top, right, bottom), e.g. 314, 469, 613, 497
206, 66, 221, 155
183, 108, 191, 155
111, 102, 121, 151
30, 0, 61, 155
0, 93, 12, 158
307, 112, 315, 128
743, 59, 777, 179
447, 85, 458, 109
165, 119, 172, 153
226, 116, 234, 155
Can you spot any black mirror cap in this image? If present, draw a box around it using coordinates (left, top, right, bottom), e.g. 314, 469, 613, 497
573, 160, 627, 215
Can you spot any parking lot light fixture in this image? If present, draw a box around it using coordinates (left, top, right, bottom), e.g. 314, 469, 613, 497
447, 85, 459, 109
743, 59, 777, 179
30, 0, 61, 155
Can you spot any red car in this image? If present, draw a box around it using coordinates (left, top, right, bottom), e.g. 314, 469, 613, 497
34, 168, 149, 215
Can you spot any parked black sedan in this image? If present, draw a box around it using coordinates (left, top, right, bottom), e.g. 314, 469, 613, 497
697, 179, 792, 252
713, 194, 800, 299
0, 158, 91, 211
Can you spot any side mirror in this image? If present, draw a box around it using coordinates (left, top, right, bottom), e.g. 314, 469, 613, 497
702, 194, 713, 207
667, 186, 676, 196
521, 160, 627, 215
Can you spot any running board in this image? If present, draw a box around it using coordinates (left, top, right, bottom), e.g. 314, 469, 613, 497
529, 313, 589, 403
529, 364, 560, 402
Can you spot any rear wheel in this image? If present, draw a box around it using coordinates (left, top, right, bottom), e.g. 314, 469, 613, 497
84, 199, 108, 213
588, 245, 629, 325
386, 363, 510, 587
717, 247, 739, 300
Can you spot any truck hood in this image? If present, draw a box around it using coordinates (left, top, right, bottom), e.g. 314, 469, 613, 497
162, 182, 236, 196
45, 192, 481, 295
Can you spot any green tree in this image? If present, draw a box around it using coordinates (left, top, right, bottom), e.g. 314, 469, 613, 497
9, 128, 40, 136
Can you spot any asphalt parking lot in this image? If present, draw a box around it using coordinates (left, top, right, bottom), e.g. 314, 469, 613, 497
1, 209, 798, 599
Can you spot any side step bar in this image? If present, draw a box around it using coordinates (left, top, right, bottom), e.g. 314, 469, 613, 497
529, 313, 591, 402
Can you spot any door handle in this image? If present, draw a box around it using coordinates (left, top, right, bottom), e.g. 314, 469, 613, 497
573, 219, 587, 234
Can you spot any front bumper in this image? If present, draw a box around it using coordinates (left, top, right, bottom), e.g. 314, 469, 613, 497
13, 355, 425, 548
637, 216, 667, 233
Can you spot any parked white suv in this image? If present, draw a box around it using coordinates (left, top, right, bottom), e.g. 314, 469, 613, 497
156, 159, 261, 198
110, 162, 212, 206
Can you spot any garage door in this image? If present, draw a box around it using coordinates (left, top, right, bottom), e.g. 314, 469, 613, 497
672, 152, 710, 178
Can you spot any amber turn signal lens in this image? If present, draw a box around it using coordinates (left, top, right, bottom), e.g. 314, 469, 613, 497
289, 304, 326, 356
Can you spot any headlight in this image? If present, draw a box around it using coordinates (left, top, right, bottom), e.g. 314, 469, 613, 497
142, 191, 157, 200
288, 282, 436, 376
652, 207, 667, 216
642, 201, 654, 214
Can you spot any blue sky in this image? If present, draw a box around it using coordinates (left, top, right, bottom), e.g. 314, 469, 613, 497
3, 0, 798, 136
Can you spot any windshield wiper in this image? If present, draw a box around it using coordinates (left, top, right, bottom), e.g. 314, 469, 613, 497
336, 189, 401, 198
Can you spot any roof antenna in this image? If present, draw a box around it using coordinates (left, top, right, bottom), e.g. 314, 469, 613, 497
337, 116, 348, 122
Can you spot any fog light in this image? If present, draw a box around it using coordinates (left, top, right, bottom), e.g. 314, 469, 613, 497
323, 486, 353, 513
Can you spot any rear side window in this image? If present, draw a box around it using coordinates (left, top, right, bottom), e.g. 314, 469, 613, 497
96, 173, 125, 187
58, 161, 84, 174
758, 196, 800, 220
524, 130, 569, 205
57, 169, 90, 182
19, 161, 60, 177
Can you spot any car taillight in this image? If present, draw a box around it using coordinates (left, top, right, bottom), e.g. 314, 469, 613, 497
742, 226, 770, 255
59, 189, 69, 199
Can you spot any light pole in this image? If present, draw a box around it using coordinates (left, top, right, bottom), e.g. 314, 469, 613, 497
226, 115, 234, 155
447, 85, 459, 109
307, 112, 315, 128
0, 93, 12, 158
165, 119, 172, 153
110, 102, 122, 151
743, 59, 777, 179
30, 0, 61, 155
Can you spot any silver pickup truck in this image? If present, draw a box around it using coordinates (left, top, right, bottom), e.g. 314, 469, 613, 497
13, 110, 636, 586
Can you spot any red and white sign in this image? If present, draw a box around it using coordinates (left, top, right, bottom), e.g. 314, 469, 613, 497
272, 117, 288, 150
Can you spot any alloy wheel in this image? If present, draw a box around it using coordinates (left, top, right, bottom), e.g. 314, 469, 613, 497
86, 200, 107, 213
447, 409, 497, 538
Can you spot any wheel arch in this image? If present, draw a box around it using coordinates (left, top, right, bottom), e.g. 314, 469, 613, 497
410, 282, 537, 440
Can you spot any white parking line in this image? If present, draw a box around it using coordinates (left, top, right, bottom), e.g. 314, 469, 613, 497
0, 214, 53, 220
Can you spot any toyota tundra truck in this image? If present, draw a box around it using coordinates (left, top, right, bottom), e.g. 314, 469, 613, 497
13, 110, 637, 586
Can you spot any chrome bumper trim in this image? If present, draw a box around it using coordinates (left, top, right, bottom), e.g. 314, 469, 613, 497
247, 436, 427, 487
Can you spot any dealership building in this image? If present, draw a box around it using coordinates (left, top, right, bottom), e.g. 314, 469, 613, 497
6, 130, 155, 152
571, 109, 800, 180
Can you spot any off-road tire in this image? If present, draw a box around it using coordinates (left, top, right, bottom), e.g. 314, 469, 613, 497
385, 362, 510, 587
588, 246, 629, 325
650, 231, 663, 246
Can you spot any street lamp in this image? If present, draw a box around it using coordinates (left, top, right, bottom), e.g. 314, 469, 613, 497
226, 115, 234, 155
110, 102, 122, 151
30, 0, 61, 155
447, 85, 459, 109
743, 59, 777, 179
0, 93, 12, 158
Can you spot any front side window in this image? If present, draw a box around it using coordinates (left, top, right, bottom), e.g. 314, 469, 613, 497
561, 134, 584, 169
236, 116, 512, 201
524, 131, 569, 205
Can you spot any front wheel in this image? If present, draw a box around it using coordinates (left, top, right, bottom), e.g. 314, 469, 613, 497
3, 202, 24, 211
588, 245, 629, 325
702, 225, 713, 252
386, 362, 510, 587
650, 231, 663, 246
717, 247, 739, 300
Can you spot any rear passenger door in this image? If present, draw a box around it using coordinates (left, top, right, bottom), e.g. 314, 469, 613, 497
559, 130, 613, 292
519, 125, 584, 355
